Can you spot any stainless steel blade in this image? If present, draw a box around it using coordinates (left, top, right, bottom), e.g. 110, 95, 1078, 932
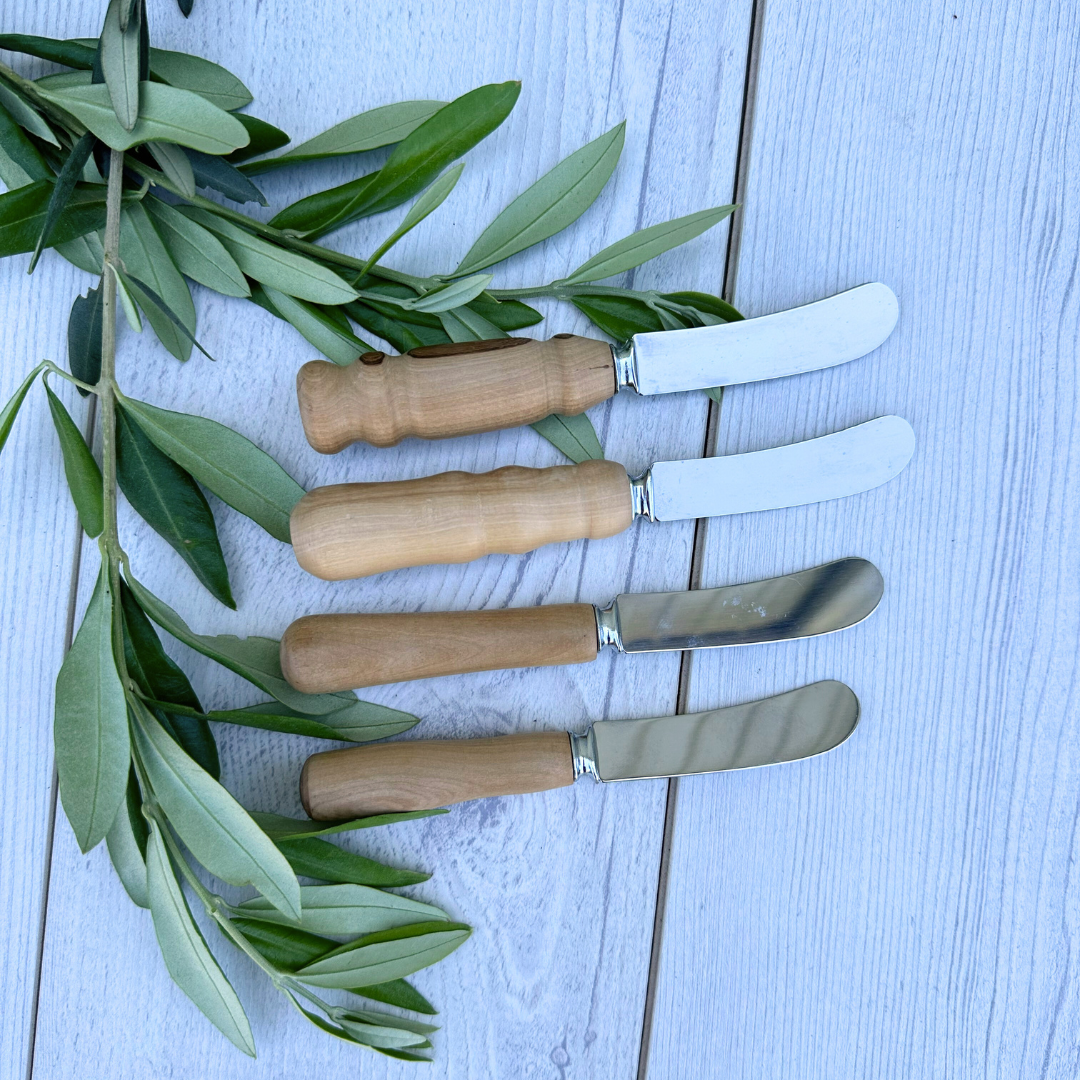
607, 557, 883, 653
588, 681, 859, 782
644, 415, 915, 522
628, 283, 898, 396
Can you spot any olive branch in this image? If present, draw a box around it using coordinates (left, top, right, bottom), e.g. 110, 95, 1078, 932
0, 0, 739, 1059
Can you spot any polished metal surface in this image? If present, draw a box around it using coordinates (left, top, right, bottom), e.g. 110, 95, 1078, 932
628, 283, 899, 397
611, 339, 637, 392
649, 415, 915, 522
589, 680, 860, 782
569, 728, 600, 782
600, 557, 883, 653
629, 468, 656, 521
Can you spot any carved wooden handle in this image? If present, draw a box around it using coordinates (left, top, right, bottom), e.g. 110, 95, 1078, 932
296, 334, 616, 452
290, 459, 633, 580
300, 732, 576, 818
281, 604, 600, 692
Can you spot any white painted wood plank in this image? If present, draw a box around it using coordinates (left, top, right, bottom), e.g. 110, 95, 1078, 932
24, 1, 752, 1076
648, 2, 1080, 1077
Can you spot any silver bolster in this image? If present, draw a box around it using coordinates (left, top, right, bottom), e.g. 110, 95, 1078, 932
569, 727, 601, 782
594, 600, 623, 651
629, 468, 656, 521
612, 338, 639, 392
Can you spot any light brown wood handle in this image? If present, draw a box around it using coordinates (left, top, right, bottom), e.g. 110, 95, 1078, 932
281, 604, 600, 692
290, 459, 633, 580
297, 335, 616, 452
300, 731, 576, 818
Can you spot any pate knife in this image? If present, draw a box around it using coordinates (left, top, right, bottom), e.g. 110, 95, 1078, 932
299, 681, 860, 818
281, 557, 883, 693
297, 283, 899, 451
290, 416, 916, 580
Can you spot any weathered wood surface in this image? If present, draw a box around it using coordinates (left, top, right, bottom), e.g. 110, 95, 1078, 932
8, 1, 752, 1077
647, 2, 1080, 1077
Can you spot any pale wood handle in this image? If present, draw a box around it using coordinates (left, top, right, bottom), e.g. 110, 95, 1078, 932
290, 459, 633, 580
297, 335, 616, 452
281, 604, 599, 692
300, 732, 575, 818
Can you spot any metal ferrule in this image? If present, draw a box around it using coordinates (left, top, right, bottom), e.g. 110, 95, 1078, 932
629, 468, 656, 521
593, 600, 623, 652
569, 727, 602, 782
612, 339, 639, 393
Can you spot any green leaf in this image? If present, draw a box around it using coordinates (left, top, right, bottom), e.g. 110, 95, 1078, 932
144, 197, 248, 297
0, 81, 59, 146
116, 393, 304, 543
352, 979, 436, 1015
119, 203, 196, 361
0, 100, 51, 183
443, 304, 502, 340
662, 289, 743, 324
28, 133, 96, 272
144, 821, 256, 1056
106, 767, 149, 907
121, 269, 216, 361
146, 47, 252, 111
455, 122, 624, 276
115, 405, 235, 608
122, 573, 366, 716
146, 140, 195, 198
467, 297, 542, 331
0, 365, 42, 455
53, 564, 130, 853
235, 883, 445, 936
113, 266, 143, 331
178, 206, 358, 304
250, 810, 447, 842
271, 82, 520, 237
398, 273, 491, 314
360, 162, 463, 275
244, 100, 443, 175
342, 300, 449, 352
133, 700, 301, 919
185, 149, 266, 206
44, 381, 103, 536
101, 0, 141, 130
56, 230, 105, 275
228, 917, 336, 970
67, 279, 104, 392
294, 921, 471, 989
177, 0, 193, 16
37, 81, 250, 153
333, 1012, 432, 1051
0, 179, 106, 257
530, 411, 604, 463
563, 204, 737, 283
0, 34, 98, 69
258, 284, 371, 366
276, 837, 429, 888
227, 114, 289, 164
570, 291, 663, 340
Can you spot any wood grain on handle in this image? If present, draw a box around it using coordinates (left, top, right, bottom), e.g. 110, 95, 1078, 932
281, 604, 599, 692
290, 459, 633, 580
300, 732, 576, 818
297, 334, 616, 452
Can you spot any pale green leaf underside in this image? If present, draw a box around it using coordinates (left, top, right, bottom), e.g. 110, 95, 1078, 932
295, 928, 471, 989
261, 285, 368, 366
100, 0, 141, 131
530, 411, 604, 462
145, 198, 249, 298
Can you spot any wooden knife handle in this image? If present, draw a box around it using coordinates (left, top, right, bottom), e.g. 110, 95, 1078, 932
290, 459, 633, 580
297, 335, 616, 452
300, 732, 576, 818
281, 605, 600, 692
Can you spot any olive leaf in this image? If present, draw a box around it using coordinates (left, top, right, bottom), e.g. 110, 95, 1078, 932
468, 296, 542, 330
115, 393, 304, 543
570, 291, 665, 340
0, 179, 107, 258
343, 300, 449, 351
100, 0, 141, 130
27, 134, 97, 272
36, 81, 250, 153
454, 121, 625, 276
147, 140, 195, 198
44, 381, 103, 537
359, 162, 463, 275
56, 230, 105, 276
53, 564, 130, 853
144, 821, 257, 1056
294, 922, 471, 989
233, 883, 445, 936
113, 267, 143, 331
145, 47, 251, 111
0, 99, 51, 183
250, 810, 447, 842
271, 82, 520, 237
244, 100, 444, 175
275, 837, 429, 888
562, 203, 737, 283
67, 280, 105, 392
228, 114, 289, 164
256, 284, 371, 366
185, 149, 266, 206
228, 917, 335, 970
332, 1012, 432, 1051
442, 304, 501, 340
105, 767, 150, 907
0, 34, 99, 69
144, 197, 249, 298
0, 365, 43, 455
115, 405, 235, 609
399, 273, 492, 314
178, 206, 358, 305
133, 699, 302, 920
0, 80, 59, 146
354, 978, 436, 1015
530, 411, 604, 462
